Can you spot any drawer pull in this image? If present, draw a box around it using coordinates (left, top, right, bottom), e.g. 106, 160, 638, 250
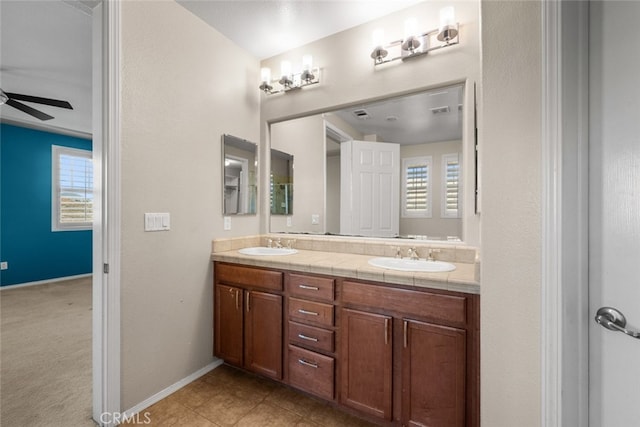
298, 309, 319, 316
298, 358, 318, 369
298, 333, 319, 342
298, 284, 320, 291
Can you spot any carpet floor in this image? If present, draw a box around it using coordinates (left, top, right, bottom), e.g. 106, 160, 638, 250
1, 277, 95, 426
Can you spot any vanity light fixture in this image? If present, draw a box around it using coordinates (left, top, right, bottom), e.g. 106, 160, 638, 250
370, 6, 459, 66
259, 55, 320, 95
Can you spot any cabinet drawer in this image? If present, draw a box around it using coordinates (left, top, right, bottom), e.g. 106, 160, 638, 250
287, 274, 335, 302
216, 263, 283, 291
288, 345, 334, 401
289, 298, 334, 327
342, 281, 467, 325
288, 321, 334, 353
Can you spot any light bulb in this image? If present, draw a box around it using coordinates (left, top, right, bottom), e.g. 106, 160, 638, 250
302, 54, 313, 72
437, 6, 458, 42
260, 67, 271, 83
280, 61, 292, 78
372, 28, 385, 49
404, 18, 419, 40
439, 6, 456, 28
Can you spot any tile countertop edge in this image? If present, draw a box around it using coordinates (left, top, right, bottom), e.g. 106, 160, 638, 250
211, 249, 480, 295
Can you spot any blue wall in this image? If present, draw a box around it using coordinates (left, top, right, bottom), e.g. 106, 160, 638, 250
1, 124, 92, 286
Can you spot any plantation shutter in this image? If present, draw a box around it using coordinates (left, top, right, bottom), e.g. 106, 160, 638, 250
442, 153, 460, 218
402, 156, 432, 217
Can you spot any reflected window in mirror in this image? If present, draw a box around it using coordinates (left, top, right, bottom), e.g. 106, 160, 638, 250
270, 149, 293, 215
269, 83, 464, 241
222, 134, 257, 215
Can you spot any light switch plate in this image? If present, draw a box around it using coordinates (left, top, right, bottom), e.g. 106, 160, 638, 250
145, 213, 170, 231
286, 216, 292, 227
224, 216, 231, 231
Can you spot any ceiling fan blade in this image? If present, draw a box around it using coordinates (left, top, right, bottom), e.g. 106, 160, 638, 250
6, 98, 55, 121
5, 92, 73, 109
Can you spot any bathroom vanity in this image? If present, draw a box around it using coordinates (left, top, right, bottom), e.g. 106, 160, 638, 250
212, 237, 479, 427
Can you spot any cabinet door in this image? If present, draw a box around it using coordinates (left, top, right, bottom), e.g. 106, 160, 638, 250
340, 308, 393, 420
214, 284, 243, 367
402, 319, 466, 427
245, 290, 283, 380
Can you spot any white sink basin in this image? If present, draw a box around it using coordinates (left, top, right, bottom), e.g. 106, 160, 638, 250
368, 257, 456, 273
238, 247, 298, 256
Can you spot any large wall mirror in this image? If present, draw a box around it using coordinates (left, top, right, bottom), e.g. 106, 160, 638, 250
222, 134, 257, 215
270, 83, 464, 241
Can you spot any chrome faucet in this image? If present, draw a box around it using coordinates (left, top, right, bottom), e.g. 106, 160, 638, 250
407, 247, 419, 260
267, 238, 273, 248
427, 248, 441, 262
286, 239, 296, 249
395, 247, 402, 258
274, 238, 283, 249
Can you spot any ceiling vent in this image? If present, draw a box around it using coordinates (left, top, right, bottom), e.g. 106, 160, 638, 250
352, 109, 371, 119
430, 106, 450, 115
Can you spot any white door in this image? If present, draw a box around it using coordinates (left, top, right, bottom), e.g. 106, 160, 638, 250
589, 2, 640, 426
340, 140, 399, 237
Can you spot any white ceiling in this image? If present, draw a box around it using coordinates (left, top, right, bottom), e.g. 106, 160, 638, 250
0, 1, 93, 134
176, 0, 423, 60
0, 0, 455, 141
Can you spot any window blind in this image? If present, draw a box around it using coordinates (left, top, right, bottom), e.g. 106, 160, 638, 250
53, 146, 93, 230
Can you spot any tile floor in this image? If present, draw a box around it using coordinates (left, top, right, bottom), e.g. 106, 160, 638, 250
125, 364, 378, 426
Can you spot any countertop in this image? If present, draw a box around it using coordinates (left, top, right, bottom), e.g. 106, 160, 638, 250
211, 249, 479, 295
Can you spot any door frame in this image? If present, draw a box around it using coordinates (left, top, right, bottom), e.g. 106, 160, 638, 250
92, 1, 121, 425
541, 0, 590, 426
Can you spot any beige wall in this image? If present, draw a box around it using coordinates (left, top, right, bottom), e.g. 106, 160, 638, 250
120, 1, 260, 408
480, 2, 541, 425
400, 140, 463, 239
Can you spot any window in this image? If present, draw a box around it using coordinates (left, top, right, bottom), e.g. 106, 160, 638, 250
441, 153, 461, 218
52, 145, 93, 231
402, 156, 432, 218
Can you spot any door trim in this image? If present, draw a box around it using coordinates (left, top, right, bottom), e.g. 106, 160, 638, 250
541, 1, 590, 426
92, 1, 121, 425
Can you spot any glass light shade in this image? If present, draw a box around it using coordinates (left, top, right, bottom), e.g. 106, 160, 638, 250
280, 60, 292, 78
404, 18, 419, 40
372, 28, 385, 49
261, 67, 271, 83
302, 54, 313, 72
439, 6, 456, 28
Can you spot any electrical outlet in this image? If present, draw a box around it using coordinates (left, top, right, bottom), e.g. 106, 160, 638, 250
224, 216, 232, 231
311, 214, 320, 225
286, 216, 292, 227
1, 262, 7, 270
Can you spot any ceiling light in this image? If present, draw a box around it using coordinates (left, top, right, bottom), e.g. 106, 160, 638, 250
369, 6, 459, 66
259, 55, 320, 95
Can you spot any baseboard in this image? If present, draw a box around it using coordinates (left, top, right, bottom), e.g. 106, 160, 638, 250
0, 273, 92, 290
123, 359, 224, 418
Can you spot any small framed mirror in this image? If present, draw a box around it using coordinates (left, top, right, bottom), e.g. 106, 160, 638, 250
222, 134, 257, 215
270, 148, 293, 215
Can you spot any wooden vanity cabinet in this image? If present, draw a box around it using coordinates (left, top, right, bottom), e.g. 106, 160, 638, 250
285, 272, 337, 401
213, 263, 283, 380
213, 261, 479, 427
341, 279, 479, 427
340, 308, 393, 420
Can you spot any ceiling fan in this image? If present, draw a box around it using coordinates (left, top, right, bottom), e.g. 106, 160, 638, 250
0, 89, 73, 121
